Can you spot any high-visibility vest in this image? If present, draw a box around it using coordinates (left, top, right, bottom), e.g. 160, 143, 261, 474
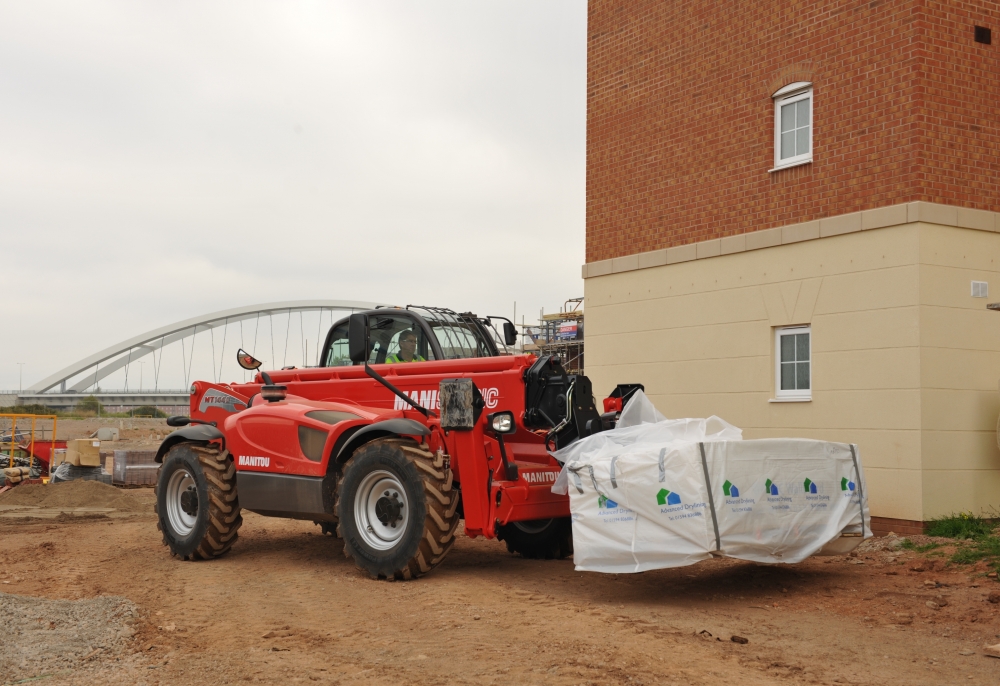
385, 353, 425, 364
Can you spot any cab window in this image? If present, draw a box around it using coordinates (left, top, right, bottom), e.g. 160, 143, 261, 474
324, 324, 351, 366
374, 316, 434, 363
323, 316, 434, 366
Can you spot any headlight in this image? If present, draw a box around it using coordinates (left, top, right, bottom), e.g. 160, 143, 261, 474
189, 384, 197, 396
488, 411, 515, 434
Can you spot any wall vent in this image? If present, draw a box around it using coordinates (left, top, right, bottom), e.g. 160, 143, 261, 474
975, 26, 992, 44
972, 281, 989, 298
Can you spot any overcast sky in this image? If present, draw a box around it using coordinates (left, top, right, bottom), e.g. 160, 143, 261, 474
0, 1, 585, 391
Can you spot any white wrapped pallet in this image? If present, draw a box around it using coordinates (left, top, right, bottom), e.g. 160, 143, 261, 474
552, 392, 870, 573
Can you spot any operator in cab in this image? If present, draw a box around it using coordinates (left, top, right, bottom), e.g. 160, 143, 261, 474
386, 330, 425, 363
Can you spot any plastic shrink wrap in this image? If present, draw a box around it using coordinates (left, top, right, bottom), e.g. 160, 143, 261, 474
551, 392, 870, 573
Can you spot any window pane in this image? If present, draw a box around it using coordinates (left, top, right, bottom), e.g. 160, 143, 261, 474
796, 333, 810, 361
780, 335, 795, 362
797, 98, 810, 128
781, 103, 796, 132
796, 126, 810, 155
780, 131, 796, 159
797, 362, 810, 389
781, 362, 795, 390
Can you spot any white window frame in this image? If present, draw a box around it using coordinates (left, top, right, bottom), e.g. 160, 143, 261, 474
773, 325, 812, 402
771, 82, 813, 172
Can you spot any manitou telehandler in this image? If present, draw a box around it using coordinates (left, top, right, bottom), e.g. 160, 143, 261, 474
154, 306, 641, 580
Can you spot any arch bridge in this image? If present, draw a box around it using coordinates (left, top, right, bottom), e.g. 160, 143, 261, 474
20, 300, 383, 411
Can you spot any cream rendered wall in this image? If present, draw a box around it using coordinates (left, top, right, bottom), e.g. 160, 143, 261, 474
585, 222, 1000, 521
918, 225, 1000, 518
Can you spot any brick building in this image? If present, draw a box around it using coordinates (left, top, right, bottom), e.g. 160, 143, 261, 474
584, 0, 1000, 532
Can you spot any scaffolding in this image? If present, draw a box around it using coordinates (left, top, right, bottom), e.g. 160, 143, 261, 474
522, 298, 585, 374
0, 414, 59, 479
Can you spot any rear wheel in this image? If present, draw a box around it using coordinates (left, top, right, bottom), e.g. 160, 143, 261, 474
337, 438, 459, 580
155, 442, 242, 560
497, 517, 573, 560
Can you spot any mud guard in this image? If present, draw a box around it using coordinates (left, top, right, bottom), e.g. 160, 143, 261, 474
155, 424, 226, 463
334, 418, 430, 461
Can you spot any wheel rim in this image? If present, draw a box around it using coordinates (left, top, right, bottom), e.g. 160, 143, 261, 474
354, 469, 409, 551
165, 468, 198, 537
513, 519, 552, 535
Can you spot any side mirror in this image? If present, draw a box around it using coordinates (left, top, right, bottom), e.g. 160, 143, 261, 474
348, 313, 370, 364
503, 322, 517, 346
236, 349, 263, 370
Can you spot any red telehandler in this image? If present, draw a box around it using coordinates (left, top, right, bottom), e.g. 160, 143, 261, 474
154, 306, 640, 580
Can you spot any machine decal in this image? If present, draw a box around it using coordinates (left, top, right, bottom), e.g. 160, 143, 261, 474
521, 470, 559, 485
199, 388, 247, 414
392, 387, 500, 410
238, 455, 271, 467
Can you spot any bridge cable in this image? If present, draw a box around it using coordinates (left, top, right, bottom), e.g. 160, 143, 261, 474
283, 308, 291, 368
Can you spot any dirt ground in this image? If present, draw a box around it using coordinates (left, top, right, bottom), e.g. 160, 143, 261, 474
52, 418, 172, 450
2, 486, 1000, 686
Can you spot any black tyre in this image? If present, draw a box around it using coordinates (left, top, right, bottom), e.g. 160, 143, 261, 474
155, 442, 242, 560
337, 438, 459, 580
496, 517, 573, 560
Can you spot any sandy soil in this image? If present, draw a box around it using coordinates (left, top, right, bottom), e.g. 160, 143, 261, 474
53, 418, 172, 450
2, 488, 1000, 686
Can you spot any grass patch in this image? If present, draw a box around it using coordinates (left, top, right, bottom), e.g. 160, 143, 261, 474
900, 539, 940, 553
917, 512, 1000, 575
926, 512, 995, 539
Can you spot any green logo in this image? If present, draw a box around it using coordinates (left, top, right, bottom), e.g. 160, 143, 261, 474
765, 479, 778, 496
804, 478, 817, 494
656, 488, 681, 506
841, 477, 856, 492
722, 480, 740, 497
598, 494, 619, 509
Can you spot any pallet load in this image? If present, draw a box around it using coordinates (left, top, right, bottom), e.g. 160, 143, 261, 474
65, 439, 102, 467
111, 450, 158, 486
552, 392, 870, 573
3, 466, 32, 486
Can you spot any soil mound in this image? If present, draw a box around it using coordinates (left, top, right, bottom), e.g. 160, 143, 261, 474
0, 480, 150, 512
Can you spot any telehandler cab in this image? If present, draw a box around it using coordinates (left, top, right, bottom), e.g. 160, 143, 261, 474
154, 306, 641, 579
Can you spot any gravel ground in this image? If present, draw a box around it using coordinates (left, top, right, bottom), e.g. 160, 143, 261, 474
0, 593, 141, 684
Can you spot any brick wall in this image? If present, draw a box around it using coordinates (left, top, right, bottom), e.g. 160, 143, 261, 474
587, 0, 1000, 263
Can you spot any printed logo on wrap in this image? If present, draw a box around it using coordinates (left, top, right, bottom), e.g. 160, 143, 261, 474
722, 479, 755, 513
199, 388, 247, 414
804, 477, 830, 508
841, 477, 860, 502
596, 494, 635, 522
656, 488, 707, 520
764, 478, 793, 511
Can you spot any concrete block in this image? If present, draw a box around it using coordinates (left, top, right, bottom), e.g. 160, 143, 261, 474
586, 259, 613, 278
612, 254, 640, 273
666, 243, 697, 264
720, 234, 746, 255
782, 221, 820, 244
696, 239, 721, 259
908, 201, 958, 226
862, 204, 908, 231
745, 227, 781, 251
819, 212, 862, 237
637, 249, 668, 270
957, 207, 996, 232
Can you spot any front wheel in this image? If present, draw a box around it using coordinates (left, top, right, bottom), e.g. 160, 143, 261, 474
496, 517, 573, 560
155, 442, 242, 560
337, 438, 459, 580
